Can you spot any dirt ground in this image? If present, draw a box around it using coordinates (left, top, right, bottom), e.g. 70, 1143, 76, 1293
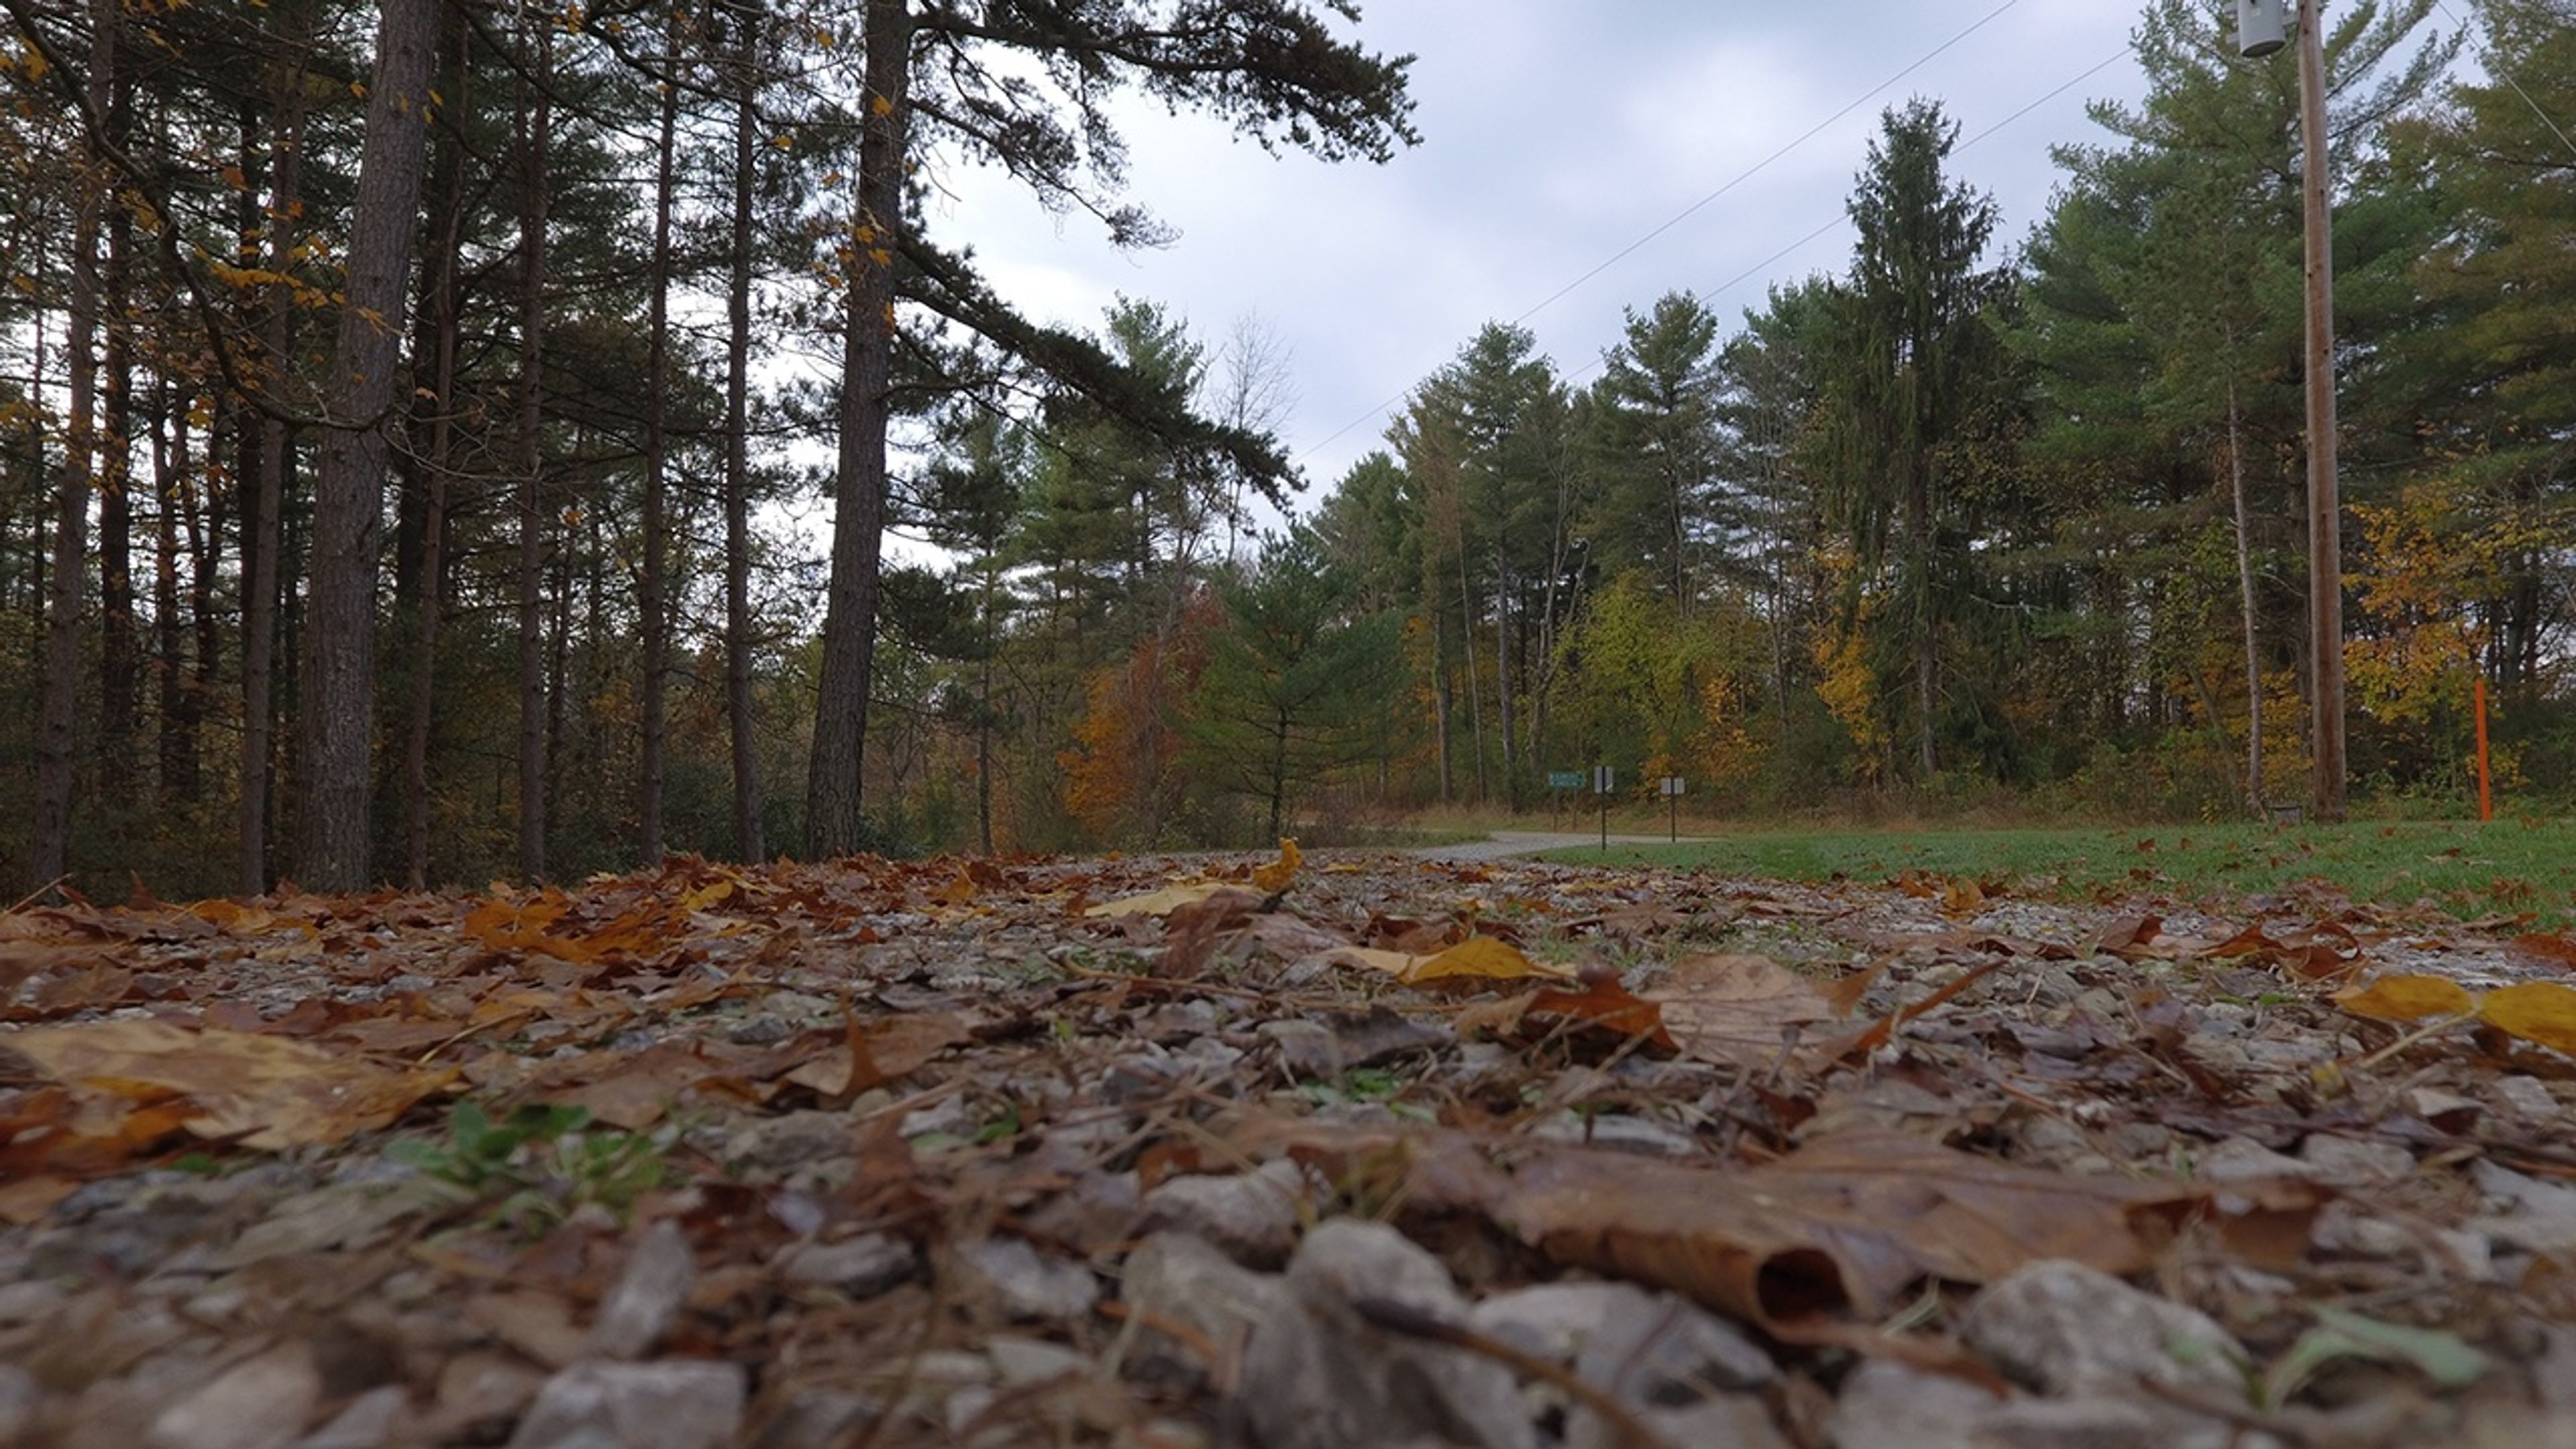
5, 843, 2576, 1447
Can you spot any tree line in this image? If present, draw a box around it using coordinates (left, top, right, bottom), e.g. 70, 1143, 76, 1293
3, 0, 2569, 896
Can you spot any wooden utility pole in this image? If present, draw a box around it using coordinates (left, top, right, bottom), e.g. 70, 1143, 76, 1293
2298, 0, 2345, 822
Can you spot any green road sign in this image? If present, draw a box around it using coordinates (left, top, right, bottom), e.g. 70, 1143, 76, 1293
1547, 771, 1584, 790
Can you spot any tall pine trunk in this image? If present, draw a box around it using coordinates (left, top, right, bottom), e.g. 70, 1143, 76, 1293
401, 5, 466, 889
513, 21, 553, 881
638, 5, 680, 864
723, 0, 764, 861
32, 0, 111, 890
807, 0, 910, 856
238, 62, 299, 891
97, 57, 136, 808
295, 0, 437, 891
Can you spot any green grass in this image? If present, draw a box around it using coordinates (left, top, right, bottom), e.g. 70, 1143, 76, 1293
1533, 817, 2576, 926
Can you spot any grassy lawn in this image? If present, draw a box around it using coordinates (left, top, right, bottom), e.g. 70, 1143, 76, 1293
1534, 816, 2576, 926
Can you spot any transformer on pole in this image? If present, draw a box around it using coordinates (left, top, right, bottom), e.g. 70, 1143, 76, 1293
2237, 0, 2288, 57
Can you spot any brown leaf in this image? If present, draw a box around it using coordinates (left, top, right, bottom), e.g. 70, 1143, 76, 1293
1250, 838, 1302, 895
784, 1012, 969, 1098
1083, 881, 1230, 919
2508, 934, 2576, 971
1501, 1130, 2241, 1331
1524, 977, 1676, 1049
2090, 914, 2166, 960
1805, 958, 2008, 1067
1, 1020, 455, 1150
2333, 975, 2476, 1024
1646, 954, 1836, 1069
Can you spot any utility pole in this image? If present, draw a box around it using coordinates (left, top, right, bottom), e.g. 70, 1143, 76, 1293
2237, 0, 2345, 823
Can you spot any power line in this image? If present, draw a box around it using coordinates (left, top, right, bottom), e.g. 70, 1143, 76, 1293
1293, 0, 2032, 466
2432, 0, 2576, 165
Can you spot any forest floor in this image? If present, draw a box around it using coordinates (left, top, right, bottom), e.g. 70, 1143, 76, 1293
7, 843, 2576, 1447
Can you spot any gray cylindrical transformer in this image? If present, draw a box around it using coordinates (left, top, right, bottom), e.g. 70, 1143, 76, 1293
2237, 0, 2288, 57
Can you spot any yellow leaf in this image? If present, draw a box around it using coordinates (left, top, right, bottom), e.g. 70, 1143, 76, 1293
1251, 838, 1301, 895
870, 94, 894, 117
1085, 881, 1228, 918
2479, 982, 2576, 1055
2334, 974, 2477, 1024
1322, 938, 1575, 984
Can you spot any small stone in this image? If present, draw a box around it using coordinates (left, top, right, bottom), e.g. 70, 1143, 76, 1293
1571, 1392, 1788, 1449
1976, 1395, 2174, 1448
1118, 1230, 1284, 1381
778, 1232, 915, 1297
503, 1360, 746, 1449
724, 1016, 793, 1046
954, 1236, 1100, 1320
1828, 1360, 1994, 1449
1238, 1218, 1534, 1449
899, 1095, 978, 1141
584, 1220, 694, 1360
1140, 1160, 1308, 1267
1470, 1280, 1774, 1395
148, 1340, 325, 1449
292, 1385, 409, 1449
728, 1111, 860, 1175
2190, 1136, 2312, 1183
1961, 1260, 2247, 1400
2492, 1075, 2560, 1121
986, 1336, 1089, 1389
2295, 1133, 2414, 1188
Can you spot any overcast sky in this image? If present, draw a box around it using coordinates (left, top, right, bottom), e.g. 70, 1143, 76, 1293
918, 0, 2169, 510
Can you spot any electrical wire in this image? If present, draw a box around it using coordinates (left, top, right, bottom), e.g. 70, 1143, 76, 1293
2431, 0, 2576, 165
1293, 1, 2040, 466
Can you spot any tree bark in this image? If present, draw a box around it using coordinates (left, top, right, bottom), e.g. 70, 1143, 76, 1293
294, 0, 437, 891
97, 54, 136, 807
806, 0, 910, 857
32, 0, 110, 890
152, 384, 186, 803
639, 3, 679, 865
723, 0, 764, 862
513, 18, 553, 881
401, 2, 466, 889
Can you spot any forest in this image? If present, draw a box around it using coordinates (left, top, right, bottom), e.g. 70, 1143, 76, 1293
0, 0, 2569, 898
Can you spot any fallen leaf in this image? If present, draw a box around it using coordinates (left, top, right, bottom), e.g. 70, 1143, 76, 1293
1646, 954, 1835, 1069
2479, 982, 2576, 1057
1401, 934, 1569, 984
1084, 881, 1230, 918
784, 1012, 970, 1097
2333, 975, 2476, 1023
2509, 934, 2576, 971
1500, 1129, 2238, 1331
1250, 838, 1302, 895
1524, 977, 1676, 1049
1, 1020, 455, 1150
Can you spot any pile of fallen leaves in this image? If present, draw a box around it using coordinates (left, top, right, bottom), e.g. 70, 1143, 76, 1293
5, 841, 2576, 1448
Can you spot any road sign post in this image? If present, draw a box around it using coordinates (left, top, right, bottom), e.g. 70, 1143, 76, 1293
1593, 765, 1614, 851
1660, 775, 1684, 842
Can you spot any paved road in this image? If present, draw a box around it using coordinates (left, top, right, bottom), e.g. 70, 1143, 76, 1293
1412, 829, 1711, 862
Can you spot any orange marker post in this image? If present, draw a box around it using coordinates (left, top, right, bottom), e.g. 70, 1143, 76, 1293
2475, 676, 2493, 823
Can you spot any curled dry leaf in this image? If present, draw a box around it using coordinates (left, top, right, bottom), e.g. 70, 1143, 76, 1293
1328, 934, 1575, 985
0, 1019, 455, 1151
2333, 975, 2477, 1024
1250, 838, 1302, 895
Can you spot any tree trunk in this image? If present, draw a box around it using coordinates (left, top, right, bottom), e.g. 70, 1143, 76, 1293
724, 0, 765, 862
639, 5, 680, 865
152, 386, 186, 803
294, 0, 437, 891
97, 58, 136, 808
513, 19, 553, 881
32, 0, 110, 890
807, 0, 911, 857
401, 2, 466, 890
